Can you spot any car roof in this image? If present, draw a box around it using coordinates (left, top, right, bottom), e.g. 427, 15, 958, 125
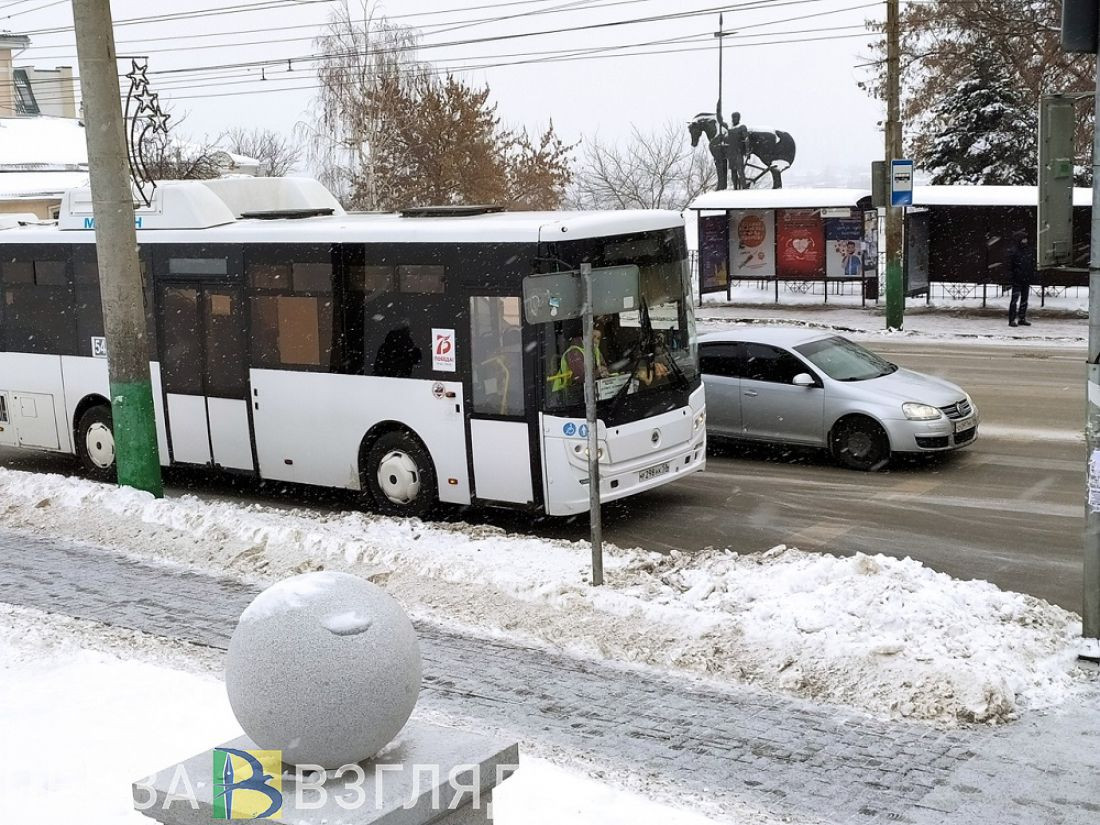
697, 325, 837, 349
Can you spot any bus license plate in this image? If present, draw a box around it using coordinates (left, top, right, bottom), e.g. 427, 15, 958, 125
639, 462, 670, 482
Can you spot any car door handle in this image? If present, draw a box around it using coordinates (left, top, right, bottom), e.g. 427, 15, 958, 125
743, 390, 758, 397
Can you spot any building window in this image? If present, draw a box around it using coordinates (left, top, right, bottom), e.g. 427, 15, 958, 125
13, 70, 39, 116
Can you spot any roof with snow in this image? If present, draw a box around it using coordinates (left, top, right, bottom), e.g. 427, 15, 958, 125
0, 170, 88, 199
0, 116, 87, 170
689, 185, 1095, 211
689, 188, 872, 211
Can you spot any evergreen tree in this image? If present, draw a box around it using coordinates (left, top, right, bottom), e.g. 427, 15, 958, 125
920, 48, 1037, 185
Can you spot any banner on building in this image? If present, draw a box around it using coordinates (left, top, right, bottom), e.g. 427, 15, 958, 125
775, 209, 826, 279
730, 209, 776, 278
698, 214, 730, 294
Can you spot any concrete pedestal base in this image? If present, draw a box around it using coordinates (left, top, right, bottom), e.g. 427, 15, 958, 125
134, 721, 518, 824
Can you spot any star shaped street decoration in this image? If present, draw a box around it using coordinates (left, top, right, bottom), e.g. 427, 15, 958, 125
122, 58, 170, 207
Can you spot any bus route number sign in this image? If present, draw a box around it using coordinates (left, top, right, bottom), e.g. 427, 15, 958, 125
91, 336, 108, 358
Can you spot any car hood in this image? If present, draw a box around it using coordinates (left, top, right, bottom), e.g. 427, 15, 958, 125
835, 367, 966, 406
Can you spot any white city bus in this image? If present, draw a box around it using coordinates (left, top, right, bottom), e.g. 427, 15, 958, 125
0, 178, 705, 516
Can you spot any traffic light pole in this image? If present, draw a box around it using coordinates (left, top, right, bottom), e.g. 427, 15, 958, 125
72, 0, 163, 497
883, 0, 904, 330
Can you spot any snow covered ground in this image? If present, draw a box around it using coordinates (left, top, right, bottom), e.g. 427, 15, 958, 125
696, 291, 1088, 345
0, 605, 726, 824
0, 468, 1086, 725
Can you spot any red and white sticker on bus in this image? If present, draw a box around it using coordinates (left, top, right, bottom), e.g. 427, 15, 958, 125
432, 328, 456, 372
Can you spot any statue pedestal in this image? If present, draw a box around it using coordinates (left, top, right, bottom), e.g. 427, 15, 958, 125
134, 720, 519, 825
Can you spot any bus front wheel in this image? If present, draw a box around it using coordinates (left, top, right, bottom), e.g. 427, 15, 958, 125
76, 405, 117, 481
363, 431, 437, 518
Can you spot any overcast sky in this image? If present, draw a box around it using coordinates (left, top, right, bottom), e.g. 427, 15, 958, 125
9, 0, 886, 183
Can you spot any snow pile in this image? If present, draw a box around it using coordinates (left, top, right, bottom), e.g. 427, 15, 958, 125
0, 606, 733, 825
0, 467, 1085, 724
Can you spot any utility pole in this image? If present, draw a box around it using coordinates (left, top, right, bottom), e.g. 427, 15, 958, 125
580, 262, 604, 586
883, 0, 904, 330
72, 0, 163, 497
714, 13, 726, 132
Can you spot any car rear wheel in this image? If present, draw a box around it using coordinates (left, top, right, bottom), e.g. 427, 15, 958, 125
832, 417, 889, 472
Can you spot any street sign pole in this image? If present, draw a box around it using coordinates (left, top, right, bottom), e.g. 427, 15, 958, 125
884, 0, 904, 331
1083, 30, 1100, 662
580, 262, 604, 587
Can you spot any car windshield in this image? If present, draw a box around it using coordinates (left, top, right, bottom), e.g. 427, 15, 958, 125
794, 336, 897, 381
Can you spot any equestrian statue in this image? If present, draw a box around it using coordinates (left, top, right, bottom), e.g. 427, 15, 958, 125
688, 112, 797, 190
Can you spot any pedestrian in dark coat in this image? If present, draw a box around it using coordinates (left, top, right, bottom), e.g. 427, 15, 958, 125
1008, 235, 1035, 327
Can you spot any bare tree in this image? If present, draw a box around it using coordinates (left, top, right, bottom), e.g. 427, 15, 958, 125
567, 121, 714, 211
297, 2, 421, 209
220, 127, 302, 177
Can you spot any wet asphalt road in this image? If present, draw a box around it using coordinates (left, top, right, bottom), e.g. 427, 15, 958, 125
0, 339, 1087, 612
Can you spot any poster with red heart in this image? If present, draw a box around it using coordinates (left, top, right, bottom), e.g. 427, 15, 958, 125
775, 208, 826, 279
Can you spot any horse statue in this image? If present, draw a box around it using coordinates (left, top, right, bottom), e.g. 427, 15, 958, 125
688, 112, 797, 190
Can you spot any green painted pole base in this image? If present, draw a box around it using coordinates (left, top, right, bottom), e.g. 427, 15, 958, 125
109, 379, 164, 498
885, 258, 904, 330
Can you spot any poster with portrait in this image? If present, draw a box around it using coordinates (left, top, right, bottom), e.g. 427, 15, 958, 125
775, 209, 825, 279
729, 209, 776, 278
862, 209, 879, 273
824, 214, 865, 279
698, 214, 730, 294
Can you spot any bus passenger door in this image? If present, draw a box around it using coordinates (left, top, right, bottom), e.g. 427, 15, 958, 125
465, 295, 534, 505
159, 284, 254, 471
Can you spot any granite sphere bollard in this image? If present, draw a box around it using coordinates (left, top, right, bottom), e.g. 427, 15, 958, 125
226, 571, 422, 769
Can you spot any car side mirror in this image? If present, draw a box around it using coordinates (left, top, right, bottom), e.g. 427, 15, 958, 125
792, 373, 815, 388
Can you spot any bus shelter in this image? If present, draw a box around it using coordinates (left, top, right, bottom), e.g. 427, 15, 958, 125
907, 185, 1093, 305
688, 188, 878, 305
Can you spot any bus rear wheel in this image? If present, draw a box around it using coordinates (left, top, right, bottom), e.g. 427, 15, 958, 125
364, 431, 437, 518
76, 405, 117, 481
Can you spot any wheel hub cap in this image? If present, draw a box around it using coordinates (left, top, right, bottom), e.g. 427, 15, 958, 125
85, 422, 115, 469
847, 431, 873, 459
377, 450, 420, 505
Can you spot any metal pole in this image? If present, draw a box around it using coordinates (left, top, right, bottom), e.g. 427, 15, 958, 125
884, 0, 904, 330
72, 0, 163, 497
581, 262, 603, 586
1082, 32, 1100, 661
716, 13, 724, 130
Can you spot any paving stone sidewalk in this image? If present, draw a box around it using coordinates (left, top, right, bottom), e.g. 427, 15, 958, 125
1, 526, 1097, 824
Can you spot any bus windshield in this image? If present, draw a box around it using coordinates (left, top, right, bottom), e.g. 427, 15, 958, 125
542, 239, 697, 412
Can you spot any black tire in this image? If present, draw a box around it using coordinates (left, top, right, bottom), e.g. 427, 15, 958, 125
75, 405, 117, 481
363, 431, 437, 518
831, 417, 890, 472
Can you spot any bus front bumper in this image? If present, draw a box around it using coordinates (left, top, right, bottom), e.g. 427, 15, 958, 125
540, 390, 707, 517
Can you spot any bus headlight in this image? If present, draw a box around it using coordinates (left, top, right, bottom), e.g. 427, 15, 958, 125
694, 412, 706, 431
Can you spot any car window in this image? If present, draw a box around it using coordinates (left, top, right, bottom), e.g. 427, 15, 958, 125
699, 343, 742, 379
742, 342, 810, 384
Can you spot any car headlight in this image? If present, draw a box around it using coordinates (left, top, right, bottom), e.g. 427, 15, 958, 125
902, 402, 943, 421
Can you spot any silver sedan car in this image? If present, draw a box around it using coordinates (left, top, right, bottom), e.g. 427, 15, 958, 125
699, 327, 979, 470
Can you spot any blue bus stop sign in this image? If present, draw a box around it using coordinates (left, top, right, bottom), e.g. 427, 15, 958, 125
890, 159, 914, 207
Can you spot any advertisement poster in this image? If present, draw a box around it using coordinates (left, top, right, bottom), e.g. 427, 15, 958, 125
698, 214, 730, 294
905, 209, 930, 295
775, 209, 826, 278
862, 209, 879, 273
431, 328, 456, 372
824, 214, 865, 279
730, 209, 776, 278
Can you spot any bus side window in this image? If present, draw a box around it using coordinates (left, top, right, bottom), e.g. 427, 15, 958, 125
247, 252, 335, 371
470, 296, 524, 417
0, 254, 74, 355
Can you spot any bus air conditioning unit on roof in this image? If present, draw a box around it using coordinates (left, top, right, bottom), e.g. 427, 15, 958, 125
399, 205, 505, 218
58, 181, 237, 231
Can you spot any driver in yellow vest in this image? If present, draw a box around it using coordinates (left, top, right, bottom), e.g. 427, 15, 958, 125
550, 324, 609, 391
